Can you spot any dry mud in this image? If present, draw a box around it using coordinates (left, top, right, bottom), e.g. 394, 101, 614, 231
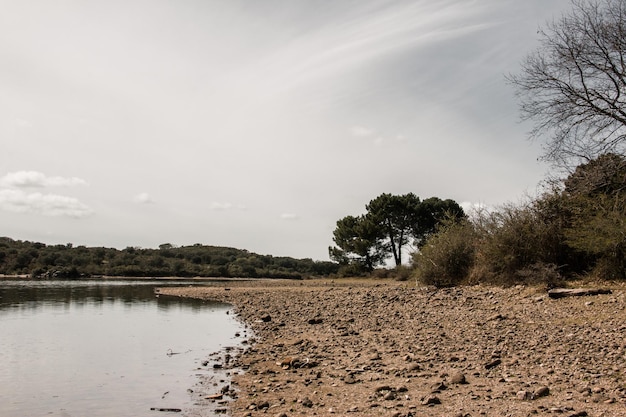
160, 279, 626, 417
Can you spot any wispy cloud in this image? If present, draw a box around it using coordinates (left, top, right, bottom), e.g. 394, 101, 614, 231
0, 189, 93, 218
0, 171, 87, 188
235, 1, 496, 100
209, 202, 247, 211
350, 125, 407, 147
350, 125, 374, 137
133, 192, 155, 204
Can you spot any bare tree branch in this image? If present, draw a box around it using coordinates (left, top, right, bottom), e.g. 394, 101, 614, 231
507, 0, 626, 170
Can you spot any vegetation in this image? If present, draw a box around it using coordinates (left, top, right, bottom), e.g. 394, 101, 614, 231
411, 1, 626, 287
507, 0, 626, 169
413, 153, 626, 286
0, 239, 339, 279
329, 193, 465, 275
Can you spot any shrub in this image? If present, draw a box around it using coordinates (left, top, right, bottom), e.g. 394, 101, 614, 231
413, 219, 477, 287
471, 201, 566, 285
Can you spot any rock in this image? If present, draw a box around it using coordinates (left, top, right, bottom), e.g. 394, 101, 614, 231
485, 358, 502, 369
450, 372, 467, 384
301, 397, 313, 408
344, 374, 357, 384
534, 386, 550, 398
383, 391, 396, 400
430, 381, 447, 392
517, 390, 533, 400
548, 288, 612, 299
261, 314, 272, 322
408, 363, 422, 371
421, 395, 441, 406
307, 318, 323, 324
257, 401, 270, 410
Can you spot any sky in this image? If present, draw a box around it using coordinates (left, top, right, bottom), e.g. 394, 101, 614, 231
1, 0, 572, 261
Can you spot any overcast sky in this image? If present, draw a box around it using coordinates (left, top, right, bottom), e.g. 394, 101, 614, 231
1, 0, 572, 261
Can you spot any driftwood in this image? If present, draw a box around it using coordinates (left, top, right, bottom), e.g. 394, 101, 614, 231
548, 288, 612, 299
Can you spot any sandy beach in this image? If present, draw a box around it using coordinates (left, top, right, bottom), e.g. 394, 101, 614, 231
160, 279, 626, 417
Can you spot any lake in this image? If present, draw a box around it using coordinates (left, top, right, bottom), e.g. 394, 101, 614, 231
0, 279, 246, 417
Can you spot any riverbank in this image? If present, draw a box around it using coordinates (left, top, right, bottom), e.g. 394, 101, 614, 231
160, 279, 626, 417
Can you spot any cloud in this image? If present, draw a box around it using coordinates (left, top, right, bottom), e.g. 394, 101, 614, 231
0, 171, 87, 188
209, 202, 247, 211
15, 118, 32, 128
133, 192, 155, 204
280, 213, 299, 220
349, 125, 374, 137
0, 189, 93, 218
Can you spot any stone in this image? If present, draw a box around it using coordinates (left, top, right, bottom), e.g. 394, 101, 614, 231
344, 375, 357, 384
450, 372, 467, 384
534, 386, 550, 398
301, 397, 313, 408
548, 288, 612, 299
430, 381, 447, 392
517, 390, 533, 400
421, 395, 441, 406
485, 358, 502, 369
383, 391, 396, 400
261, 314, 272, 322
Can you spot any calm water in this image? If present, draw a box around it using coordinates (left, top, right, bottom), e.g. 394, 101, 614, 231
0, 279, 244, 417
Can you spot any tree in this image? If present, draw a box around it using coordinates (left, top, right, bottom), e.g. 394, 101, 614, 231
561, 153, 626, 278
417, 197, 466, 244
366, 193, 422, 266
329, 215, 387, 272
330, 193, 465, 269
508, 0, 626, 168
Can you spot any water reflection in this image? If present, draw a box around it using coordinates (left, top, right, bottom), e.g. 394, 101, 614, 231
0, 279, 223, 312
0, 279, 242, 417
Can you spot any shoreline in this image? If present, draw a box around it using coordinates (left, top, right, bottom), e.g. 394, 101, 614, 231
160, 279, 626, 417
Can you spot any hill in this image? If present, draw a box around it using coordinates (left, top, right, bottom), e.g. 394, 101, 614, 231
0, 237, 339, 279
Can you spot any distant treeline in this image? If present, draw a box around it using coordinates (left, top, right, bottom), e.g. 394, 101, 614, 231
0, 238, 339, 279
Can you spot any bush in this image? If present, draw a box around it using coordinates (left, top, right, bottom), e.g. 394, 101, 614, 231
413, 219, 477, 287
471, 201, 565, 285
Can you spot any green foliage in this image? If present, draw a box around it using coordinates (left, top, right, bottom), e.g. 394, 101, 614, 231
561, 154, 626, 278
366, 193, 422, 266
413, 218, 477, 287
330, 193, 465, 270
0, 238, 339, 279
329, 214, 387, 272
410, 154, 626, 285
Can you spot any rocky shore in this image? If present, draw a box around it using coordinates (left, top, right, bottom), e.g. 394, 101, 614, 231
160, 279, 626, 417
